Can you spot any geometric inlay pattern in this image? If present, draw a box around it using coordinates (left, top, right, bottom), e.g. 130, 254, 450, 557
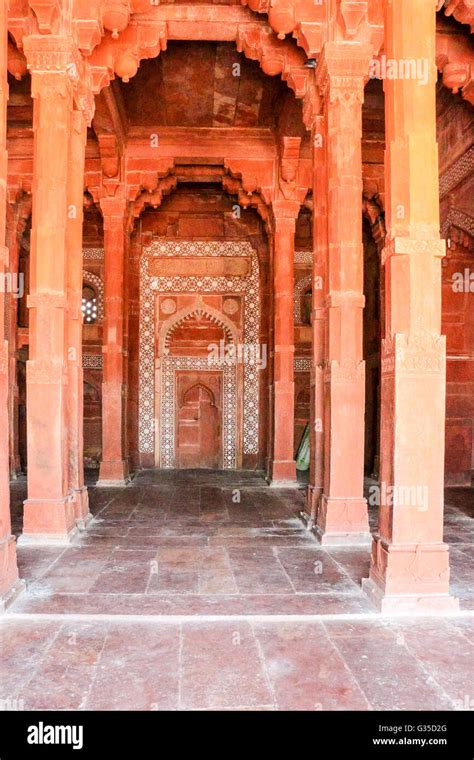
441, 208, 474, 239
294, 273, 312, 324
83, 270, 104, 321
294, 357, 311, 372
294, 250, 312, 264
439, 146, 474, 200
83, 247, 105, 260
82, 353, 103, 369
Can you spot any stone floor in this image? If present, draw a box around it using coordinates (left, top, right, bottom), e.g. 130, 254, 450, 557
1, 470, 473, 711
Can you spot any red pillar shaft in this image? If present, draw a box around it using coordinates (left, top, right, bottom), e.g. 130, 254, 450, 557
315, 42, 372, 544
307, 117, 327, 520
5, 201, 23, 479
270, 203, 299, 485
362, 0, 458, 613
67, 110, 89, 524
22, 38, 77, 541
0, 0, 23, 606
98, 199, 129, 485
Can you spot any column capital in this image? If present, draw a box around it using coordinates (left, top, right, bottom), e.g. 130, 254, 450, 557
23, 34, 81, 76
23, 35, 95, 125
271, 199, 301, 225
316, 41, 373, 102
100, 195, 128, 228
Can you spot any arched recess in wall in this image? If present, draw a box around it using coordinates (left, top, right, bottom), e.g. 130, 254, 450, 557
159, 303, 239, 357
156, 301, 242, 470
82, 271, 104, 322
294, 273, 312, 324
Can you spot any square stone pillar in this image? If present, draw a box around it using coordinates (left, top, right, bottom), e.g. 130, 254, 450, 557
97, 198, 129, 486
314, 43, 372, 544
362, 0, 459, 613
306, 117, 327, 522
5, 201, 25, 479
269, 200, 300, 486
0, 0, 24, 606
21, 37, 77, 543
66, 110, 90, 525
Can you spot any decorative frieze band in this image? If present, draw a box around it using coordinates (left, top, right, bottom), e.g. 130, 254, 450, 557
381, 331, 445, 376
294, 250, 312, 264
294, 357, 311, 372
83, 247, 104, 260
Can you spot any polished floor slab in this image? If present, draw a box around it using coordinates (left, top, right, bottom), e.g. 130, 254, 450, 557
2, 470, 473, 711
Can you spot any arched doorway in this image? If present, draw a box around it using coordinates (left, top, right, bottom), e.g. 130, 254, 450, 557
177, 378, 221, 469
154, 294, 243, 469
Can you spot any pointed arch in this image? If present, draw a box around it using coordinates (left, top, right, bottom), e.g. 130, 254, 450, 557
158, 303, 239, 357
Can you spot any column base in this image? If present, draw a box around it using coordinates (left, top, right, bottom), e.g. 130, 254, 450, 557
0, 578, 26, 614
268, 459, 297, 487
21, 496, 77, 545
306, 484, 322, 519
362, 535, 460, 615
316, 495, 371, 545
362, 577, 459, 616
0, 535, 25, 613
299, 509, 315, 532
77, 513, 94, 531
71, 486, 91, 528
97, 460, 129, 487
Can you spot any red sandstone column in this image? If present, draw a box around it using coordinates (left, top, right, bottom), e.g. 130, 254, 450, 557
314, 43, 372, 544
362, 0, 458, 612
306, 117, 327, 522
6, 202, 23, 478
265, 231, 275, 478
97, 197, 129, 485
269, 201, 299, 485
67, 110, 90, 525
0, 0, 23, 607
21, 37, 76, 542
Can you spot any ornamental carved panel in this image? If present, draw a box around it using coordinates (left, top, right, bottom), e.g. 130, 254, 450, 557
139, 240, 261, 465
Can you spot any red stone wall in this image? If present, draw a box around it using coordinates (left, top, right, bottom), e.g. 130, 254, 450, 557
442, 243, 474, 485
438, 88, 474, 485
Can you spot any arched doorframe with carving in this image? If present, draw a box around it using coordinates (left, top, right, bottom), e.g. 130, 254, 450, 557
157, 304, 241, 469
